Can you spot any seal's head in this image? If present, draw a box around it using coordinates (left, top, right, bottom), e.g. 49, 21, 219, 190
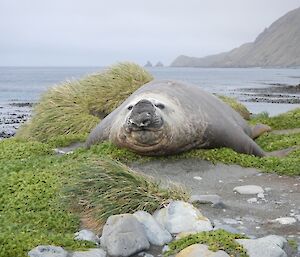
119, 98, 168, 153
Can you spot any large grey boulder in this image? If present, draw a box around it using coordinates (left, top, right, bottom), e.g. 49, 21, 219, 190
28, 246, 68, 257
176, 244, 230, 257
133, 210, 172, 246
71, 248, 106, 257
153, 201, 213, 234
236, 235, 287, 257
100, 214, 150, 257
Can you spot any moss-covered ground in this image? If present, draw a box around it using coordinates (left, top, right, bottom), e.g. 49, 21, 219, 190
0, 139, 187, 257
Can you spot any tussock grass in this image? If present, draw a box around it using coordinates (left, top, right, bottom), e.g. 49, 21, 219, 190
17, 63, 153, 142
217, 95, 251, 120
64, 158, 189, 230
0, 139, 188, 256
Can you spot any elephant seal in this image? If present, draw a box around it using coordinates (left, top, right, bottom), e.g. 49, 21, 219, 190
86, 80, 282, 157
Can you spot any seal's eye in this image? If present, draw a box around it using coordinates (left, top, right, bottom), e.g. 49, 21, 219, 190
127, 105, 133, 110
155, 103, 165, 109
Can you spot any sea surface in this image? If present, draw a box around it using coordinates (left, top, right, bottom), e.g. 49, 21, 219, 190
0, 66, 300, 115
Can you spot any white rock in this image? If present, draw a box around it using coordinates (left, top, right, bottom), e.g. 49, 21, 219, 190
271, 217, 297, 225
193, 176, 202, 181
28, 246, 68, 257
233, 185, 264, 195
72, 249, 106, 257
137, 252, 154, 257
257, 192, 265, 199
176, 244, 230, 257
247, 198, 258, 203
236, 235, 287, 257
100, 214, 150, 257
153, 201, 213, 234
133, 210, 172, 246
74, 229, 99, 244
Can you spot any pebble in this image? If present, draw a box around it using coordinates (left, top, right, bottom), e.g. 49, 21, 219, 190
72, 249, 106, 257
233, 185, 264, 195
271, 217, 297, 225
193, 176, 202, 181
74, 229, 100, 245
188, 194, 223, 207
222, 218, 241, 225
176, 244, 230, 257
247, 198, 258, 203
28, 245, 68, 257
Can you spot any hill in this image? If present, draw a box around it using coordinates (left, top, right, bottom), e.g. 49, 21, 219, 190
171, 7, 300, 68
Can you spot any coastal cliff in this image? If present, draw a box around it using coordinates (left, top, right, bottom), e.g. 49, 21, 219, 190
171, 7, 300, 68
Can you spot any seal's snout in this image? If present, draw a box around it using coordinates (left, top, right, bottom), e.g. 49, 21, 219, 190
129, 112, 152, 127
126, 99, 164, 130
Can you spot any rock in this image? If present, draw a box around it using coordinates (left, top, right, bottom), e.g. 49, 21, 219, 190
28, 245, 68, 257
176, 244, 230, 257
247, 197, 258, 203
233, 185, 264, 195
189, 194, 223, 207
153, 201, 213, 234
71, 249, 106, 257
133, 210, 172, 246
100, 214, 150, 257
271, 217, 297, 225
137, 252, 154, 257
74, 229, 100, 244
236, 235, 287, 257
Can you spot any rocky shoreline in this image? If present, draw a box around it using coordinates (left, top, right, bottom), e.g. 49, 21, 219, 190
234, 83, 300, 104
0, 102, 32, 139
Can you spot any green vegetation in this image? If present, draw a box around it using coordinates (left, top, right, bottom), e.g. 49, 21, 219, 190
65, 158, 188, 229
17, 62, 153, 142
250, 108, 300, 129
164, 230, 248, 257
0, 139, 188, 257
217, 95, 251, 120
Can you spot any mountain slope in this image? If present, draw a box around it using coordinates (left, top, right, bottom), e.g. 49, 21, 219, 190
171, 7, 300, 68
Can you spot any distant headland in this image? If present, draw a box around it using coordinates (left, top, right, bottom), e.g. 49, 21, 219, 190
171, 7, 300, 68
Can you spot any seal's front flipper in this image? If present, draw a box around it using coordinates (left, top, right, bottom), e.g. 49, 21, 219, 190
265, 145, 300, 157
251, 123, 272, 139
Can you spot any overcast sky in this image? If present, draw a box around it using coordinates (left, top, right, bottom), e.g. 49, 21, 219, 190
0, 0, 299, 66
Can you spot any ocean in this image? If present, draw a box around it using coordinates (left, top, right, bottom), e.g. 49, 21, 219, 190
0, 66, 300, 115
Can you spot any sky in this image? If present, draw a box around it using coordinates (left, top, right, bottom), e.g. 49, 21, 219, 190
0, 0, 299, 66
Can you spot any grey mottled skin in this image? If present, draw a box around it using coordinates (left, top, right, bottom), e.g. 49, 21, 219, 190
86, 80, 266, 156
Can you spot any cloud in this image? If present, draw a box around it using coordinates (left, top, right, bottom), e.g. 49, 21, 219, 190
0, 0, 299, 66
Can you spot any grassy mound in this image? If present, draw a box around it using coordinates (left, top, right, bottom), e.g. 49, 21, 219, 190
0, 139, 188, 257
164, 230, 248, 257
65, 158, 188, 230
217, 95, 251, 120
17, 63, 153, 142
